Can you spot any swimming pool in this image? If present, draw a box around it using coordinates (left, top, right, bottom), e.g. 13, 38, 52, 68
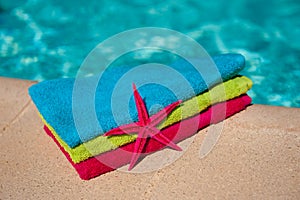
1, 0, 300, 107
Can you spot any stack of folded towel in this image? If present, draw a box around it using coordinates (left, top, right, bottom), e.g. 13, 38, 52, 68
29, 53, 253, 180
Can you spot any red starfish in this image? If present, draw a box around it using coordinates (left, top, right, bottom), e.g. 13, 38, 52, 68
104, 83, 182, 170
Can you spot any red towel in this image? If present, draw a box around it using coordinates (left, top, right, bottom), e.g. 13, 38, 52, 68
44, 95, 251, 180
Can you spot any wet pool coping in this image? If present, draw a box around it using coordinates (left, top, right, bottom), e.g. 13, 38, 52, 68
0, 76, 299, 199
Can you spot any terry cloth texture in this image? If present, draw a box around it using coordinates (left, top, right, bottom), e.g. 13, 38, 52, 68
29, 54, 246, 148
44, 95, 252, 180
43, 76, 252, 163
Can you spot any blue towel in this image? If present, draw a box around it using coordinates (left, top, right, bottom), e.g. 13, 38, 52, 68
29, 53, 245, 148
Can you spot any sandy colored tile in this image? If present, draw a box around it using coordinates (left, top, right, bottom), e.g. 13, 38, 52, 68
231, 104, 300, 131
0, 77, 35, 129
0, 78, 299, 199
149, 106, 300, 199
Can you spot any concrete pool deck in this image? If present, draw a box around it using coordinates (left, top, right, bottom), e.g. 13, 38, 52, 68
0, 76, 299, 199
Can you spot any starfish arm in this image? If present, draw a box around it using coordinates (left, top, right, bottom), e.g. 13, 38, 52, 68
132, 83, 149, 126
104, 123, 140, 136
128, 128, 148, 171
148, 127, 182, 151
149, 100, 182, 127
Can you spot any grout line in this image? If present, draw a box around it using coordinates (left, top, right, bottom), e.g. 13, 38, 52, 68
142, 170, 162, 199
6, 99, 32, 127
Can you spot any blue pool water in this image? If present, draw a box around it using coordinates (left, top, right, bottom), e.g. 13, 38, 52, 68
1, 0, 300, 107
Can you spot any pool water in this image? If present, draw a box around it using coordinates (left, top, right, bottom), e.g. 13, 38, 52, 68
1, 0, 300, 107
